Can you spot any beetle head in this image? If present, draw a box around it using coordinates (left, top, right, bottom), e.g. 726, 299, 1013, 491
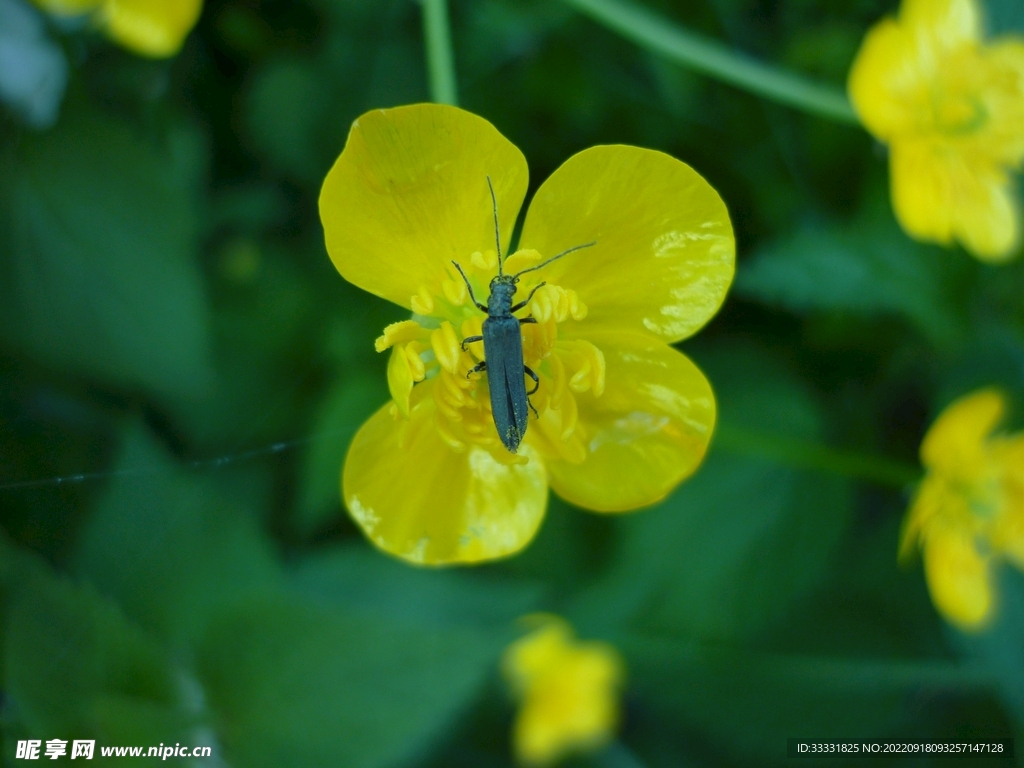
490, 274, 518, 290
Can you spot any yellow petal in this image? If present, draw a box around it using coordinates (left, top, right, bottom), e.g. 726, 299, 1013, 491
995, 511, 1024, 569
513, 647, 621, 765
386, 345, 415, 418
922, 522, 993, 630
890, 140, 1020, 260
343, 398, 548, 565
848, 18, 927, 139
518, 145, 734, 345
980, 38, 1024, 166
544, 332, 715, 512
99, 0, 203, 58
890, 139, 955, 245
375, 319, 425, 352
900, 476, 943, 562
921, 388, 1005, 473
502, 617, 576, 694
900, 0, 980, 55
503, 618, 623, 766
951, 163, 1020, 261
992, 435, 1024, 566
320, 105, 529, 311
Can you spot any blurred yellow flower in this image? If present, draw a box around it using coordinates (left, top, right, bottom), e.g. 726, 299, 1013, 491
33, 0, 202, 58
848, 0, 1024, 261
901, 389, 1024, 630
319, 104, 734, 565
502, 616, 623, 766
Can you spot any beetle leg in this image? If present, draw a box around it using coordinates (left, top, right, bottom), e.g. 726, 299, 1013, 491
460, 335, 484, 351
510, 281, 546, 313
467, 361, 487, 379
527, 399, 539, 419
524, 365, 540, 395
518, 317, 537, 325
451, 261, 489, 312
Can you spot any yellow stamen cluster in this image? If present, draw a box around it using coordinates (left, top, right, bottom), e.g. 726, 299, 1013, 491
502, 616, 623, 766
901, 388, 1024, 629
375, 249, 603, 464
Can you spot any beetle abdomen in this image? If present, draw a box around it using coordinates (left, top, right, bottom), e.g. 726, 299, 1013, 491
482, 315, 529, 452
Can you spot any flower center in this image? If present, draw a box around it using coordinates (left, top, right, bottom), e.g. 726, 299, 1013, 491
931, 92, 988, 136
950, 475, 1001, 521
927, 54, 990, 138
924, 459, 1003, 556
376, 248, 605, 464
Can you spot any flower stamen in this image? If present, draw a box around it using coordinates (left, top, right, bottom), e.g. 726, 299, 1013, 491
378, 246, 605, 463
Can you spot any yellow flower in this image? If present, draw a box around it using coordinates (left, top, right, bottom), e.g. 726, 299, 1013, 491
319, 104, 734, 565
32, 0, 202, 58
900, 388, 1024, 630
502, 616, 624, 766
848, 0, 1024, 261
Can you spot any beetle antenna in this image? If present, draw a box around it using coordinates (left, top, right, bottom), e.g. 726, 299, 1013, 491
486, 176, 503, 276
511, 241, 596, 279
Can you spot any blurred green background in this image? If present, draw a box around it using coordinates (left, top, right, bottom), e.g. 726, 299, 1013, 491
3, 0, 1024, 765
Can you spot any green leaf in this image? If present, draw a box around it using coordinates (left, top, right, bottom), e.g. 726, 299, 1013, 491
206, 183, 289, 236
769, 512, 945, 660
296, 374, 387, 538
735, 193, 967, 347
0, 103, 213, 401
243, 56, 331, 183
623, 635, 979, 761
197, 597, 507, 768
986, 0, 1024, 34
0, 532, 196, 749
72, 422, 507, 767
638, 513, 991, 760
461, 0, 574, 84
959, 569, 1024, 734
72, 421, 281, 647
165, 242, 323, 450
572, 343, 851, 642
292, 543, 541, 628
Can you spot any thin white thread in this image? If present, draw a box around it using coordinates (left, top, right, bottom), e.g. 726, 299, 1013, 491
0, 428, 351, 492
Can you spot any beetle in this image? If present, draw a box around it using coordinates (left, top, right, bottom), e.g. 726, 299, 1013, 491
451, 178, 594, 453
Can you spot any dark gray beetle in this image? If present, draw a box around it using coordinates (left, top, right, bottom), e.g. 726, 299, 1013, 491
452, 178, 594, 453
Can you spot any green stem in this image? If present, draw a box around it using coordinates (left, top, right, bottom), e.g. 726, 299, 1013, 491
714, 423, 921, 488
560, 0, 859, 125
421, 0, 459, 106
